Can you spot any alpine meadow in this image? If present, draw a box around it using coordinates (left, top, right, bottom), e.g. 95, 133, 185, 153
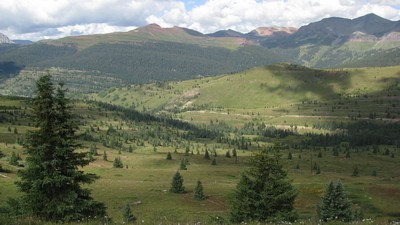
0, 11, 400, 225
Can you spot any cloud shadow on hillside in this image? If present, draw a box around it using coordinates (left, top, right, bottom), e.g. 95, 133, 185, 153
0, 61, 24, 81
264, 64, 353, 101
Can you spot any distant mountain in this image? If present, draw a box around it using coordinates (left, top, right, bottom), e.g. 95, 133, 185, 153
262, 13, 400, 48
206, 27, 297, 40
44, 23, 251, 50
1, 13, 400, 97
207, 29, 247, 38
0, 33, 12, 44
12, 40, 33, 45
246, 27, 297, 38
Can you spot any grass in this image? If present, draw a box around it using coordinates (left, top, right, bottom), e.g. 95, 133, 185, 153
2, 142, 399, 224
90, 64, 400, 130
1, 63, 400, 224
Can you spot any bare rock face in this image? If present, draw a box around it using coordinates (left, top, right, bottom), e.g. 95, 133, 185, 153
251, 27, 298, 37
0, 33, 13, 44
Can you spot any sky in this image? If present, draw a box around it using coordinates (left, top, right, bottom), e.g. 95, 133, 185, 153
0, 0, 399, 41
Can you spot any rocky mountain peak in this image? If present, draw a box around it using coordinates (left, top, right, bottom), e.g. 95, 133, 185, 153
0, 32, 13, 44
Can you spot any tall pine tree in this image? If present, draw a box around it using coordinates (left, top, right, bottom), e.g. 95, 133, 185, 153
317, 181, 353, 222
15, 75, 106, 222
170, 171, 185, 193
194, 180, 205, 200
230, 149, 298, 223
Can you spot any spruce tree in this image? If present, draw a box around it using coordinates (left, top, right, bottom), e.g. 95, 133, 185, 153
122, 204, 136, 223
194, 180, 205, 200
230, 150, 298, 223
352, 165, 359, 177
15, 75, 105, 221
180, 158, 187, 170
317, 181, 353, 222
113, 157, 124, 168
204, 149, 210, 160
170, 171, 185, 193
103, 150, 108, 161
166, 151, 172, 160
9, 151, 19, 166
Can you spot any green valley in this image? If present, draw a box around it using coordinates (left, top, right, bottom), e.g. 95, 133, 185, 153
1, 63, 400, 224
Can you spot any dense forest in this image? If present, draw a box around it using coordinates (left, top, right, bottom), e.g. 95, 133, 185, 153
0, 42, 287, 83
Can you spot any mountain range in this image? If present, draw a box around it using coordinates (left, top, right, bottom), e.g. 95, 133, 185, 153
0, 13, 399, 96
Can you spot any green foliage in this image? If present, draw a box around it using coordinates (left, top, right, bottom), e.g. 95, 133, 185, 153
287, 151, 292, 160
113, 157, 123, 168
204, 149, 210, 160
225, 150, 231, 158
229, 150, 298, 223
180, 158, 187, 170
194, 180, 206, 200
352, 165, 359, 177
316, 165, 321, 174
317, 181, 353, 222
15, 74, 106, 222
89, 144, 98, 156
103, 150, 107, 161
166, 152, 172, 160
8, 151, 19, 166
122, 204, 136, 223
208, 215, 226, 225
0, 150, 5, 158
0, 42, 286, 88
232, 148, 237, 158
170, 171, 185, 193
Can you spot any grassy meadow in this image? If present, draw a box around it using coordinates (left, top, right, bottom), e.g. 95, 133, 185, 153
1, 63, 400, 224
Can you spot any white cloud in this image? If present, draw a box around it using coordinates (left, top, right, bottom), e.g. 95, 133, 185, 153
0, 0, 399, 41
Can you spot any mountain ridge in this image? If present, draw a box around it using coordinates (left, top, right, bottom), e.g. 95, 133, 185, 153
1, 13, 400, 97
0, 32, 13, 44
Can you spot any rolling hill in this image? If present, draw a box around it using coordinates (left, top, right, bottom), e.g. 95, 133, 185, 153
90, 63, 400, 130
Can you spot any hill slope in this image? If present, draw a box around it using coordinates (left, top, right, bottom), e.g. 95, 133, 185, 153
1, 14, 400, 97
90, 63, 400, 129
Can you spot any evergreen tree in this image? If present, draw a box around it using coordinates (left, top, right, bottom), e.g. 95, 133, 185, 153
232, 148, 237, 158
204, 149, 210, 160
122, 204, 136, 223
287, 152, 292, 160
317, 181, 353, 222
9, 151, 19, 166
211, 158, 217, 165
194, 180, 205, 200
180, 158, 187, 170
113, 157, 124, 168
352, 165, 359, 177
225, 150, 231, 158
170, 171, 185, 193
166, 151, 172, 160
15, 75, 106, 221
229, 150, 298, 223
89, 144, 98, 156
0, 150, 5, 158
316, 165, 321, 174
103, 150, 108, 161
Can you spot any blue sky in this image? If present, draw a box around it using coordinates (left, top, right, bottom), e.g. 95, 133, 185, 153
0, 0, 399, 41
